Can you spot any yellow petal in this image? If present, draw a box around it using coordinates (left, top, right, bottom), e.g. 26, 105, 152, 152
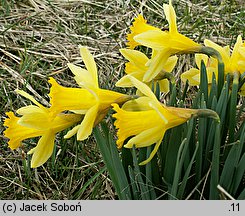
171, 33, 201, 52
121, 97, 152, 111
164, 55, 178, 72
239, 47, 245, 57
15, 89, 46, 110
77, 105, 99, 140
134, 30, 169, 50
70, 110, 88, 115
143, 49, 171, 82
204, 39, 230, 64
124, 67, 145, 81
97, 89, 128, 107
124, 126, 163, 148
67, 63, 95, 89
116, 75, 135, 87
158, 79, 170, 92
223, 45, 230, 56
238, 82, 245, 96
79, 46, 98, 87
17, 105, 46, 116
139, 135, 164, 165
64, 124, 80, 139
195, 54, 209, 69
117, 75, 158, 102
181, 68, 201, 86
230, 35, 243, 72
17, 110, 50, 130
163, 0, 177, 33
120, 49, 149, 70
28, 131, 55, 168
52, 113, 82, 133
148, 101, 168, 124
165, 106, 195, 120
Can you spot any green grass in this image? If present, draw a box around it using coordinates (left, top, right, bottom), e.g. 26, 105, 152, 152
0, 0, 244, 199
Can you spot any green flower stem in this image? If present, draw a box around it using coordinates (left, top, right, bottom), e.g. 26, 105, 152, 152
200, 47, 223, 64
193, 109, 220, 123
200, 46, 224, 95
154, 71, 176, 85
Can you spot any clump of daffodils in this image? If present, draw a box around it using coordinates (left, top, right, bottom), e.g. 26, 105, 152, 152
3, 0, 244, 170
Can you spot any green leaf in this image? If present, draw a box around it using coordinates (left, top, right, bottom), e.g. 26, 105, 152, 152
217, 62, 225, 96
131, 146, 151, 200
177, 141, 199, 199
232, 153, 245, 195
209, 122, 221, 199
94, 124, 131, 199
208, 73, 217, 108
220, 141, 241, 191
228, 72, 239, 143
200, 60, 208, 102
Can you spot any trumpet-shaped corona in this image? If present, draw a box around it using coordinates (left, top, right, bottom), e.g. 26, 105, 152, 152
3, 90, 81, 168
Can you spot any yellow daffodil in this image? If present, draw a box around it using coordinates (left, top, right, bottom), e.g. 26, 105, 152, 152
133, 0, 201, 53
126, 0, 201, 82
49, 46, 132, 141
181, 53, 218, 86
113, 75, 199, 165
204, 35, 245, 75
3, 90, 81, 168
120, 48, 178, 92
181, 35, 245, 95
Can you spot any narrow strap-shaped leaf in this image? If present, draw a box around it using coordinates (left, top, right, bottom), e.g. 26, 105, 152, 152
208, 72, 217, 109
238, 187, 245, 200
94, 125, 131, 199
217, 62, 224, 96
220, 141, 240, 191
128, 166, 139, 200
228, 72, 239, 143
200, 60, 208, 102
170, 138, 187, 200
132, 146, 150, 200
209, 122, 221, 199
196, 95, 207, 182
231, 153, 245, 195
145, 146, 157, 199
177, 141, 199, 199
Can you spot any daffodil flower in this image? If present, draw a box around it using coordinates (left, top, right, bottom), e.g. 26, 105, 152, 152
49, 46, 132, 141
126, 0, 202, 82
181, 35, 245, 95
204, 35, 245, 75
3, 90, 81, 168
113, 75, 201, 165
119, 48, 178, 93
181, 53, 218, 86
133, 0, 201, 53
